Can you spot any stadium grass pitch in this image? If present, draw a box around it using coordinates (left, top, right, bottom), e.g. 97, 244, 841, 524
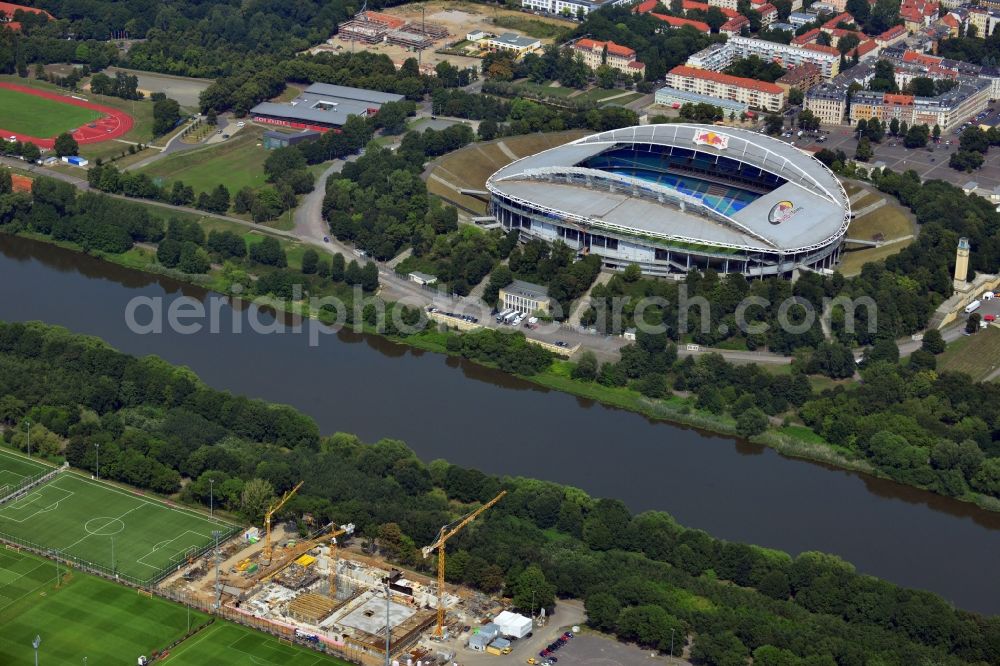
0, 548, 208, 663
162, 622, 350, 665
0, 86, 100, 137
0, 472, 236, 583
0, 449, 53, 494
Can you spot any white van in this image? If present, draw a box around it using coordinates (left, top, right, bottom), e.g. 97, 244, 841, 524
983, 291, 995, 300
965, 299, 982, 314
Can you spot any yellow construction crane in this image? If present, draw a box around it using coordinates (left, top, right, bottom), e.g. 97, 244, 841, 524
328, 522, 356, 598
263, 481, 303, 563
422, 490, 506, 638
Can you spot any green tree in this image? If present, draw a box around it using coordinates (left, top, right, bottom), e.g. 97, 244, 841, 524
921, 328, 946, 354
571, 350, 598, 381
152, 97, 181, 137
53, 133, 79, 157
301, 248, 319, 274
21, 142, 41, 163
240, 477, 275, 523
736, 407, 769, 438
511, 564, 556, 614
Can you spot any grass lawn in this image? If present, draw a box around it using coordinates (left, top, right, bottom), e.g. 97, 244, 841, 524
0, 448, 53, 494
937, 325, 1000, 381
0, 86, 100, 137
839, 240, 914, 277
0, 549, 209, 664
0, 473, 237, 583
513, 80, 577, 98
162, 622, 347, 665
139, 127, 267, 194
847, 202, 913, 241
0, 75, 157, 161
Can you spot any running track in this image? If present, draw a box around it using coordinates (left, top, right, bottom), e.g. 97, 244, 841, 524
0, 82, 133, 149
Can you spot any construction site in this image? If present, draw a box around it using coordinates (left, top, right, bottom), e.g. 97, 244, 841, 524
158, 487, 525, 665
335, 10, 450, 52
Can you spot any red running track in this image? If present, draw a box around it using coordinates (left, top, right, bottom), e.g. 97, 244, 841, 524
0, 82, 134, 149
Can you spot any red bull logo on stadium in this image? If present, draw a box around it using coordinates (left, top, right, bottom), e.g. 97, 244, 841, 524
768, 200, 801, 225
692, 129, 729, 150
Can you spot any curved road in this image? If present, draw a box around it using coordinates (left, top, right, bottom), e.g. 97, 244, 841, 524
1, 154, 958, 366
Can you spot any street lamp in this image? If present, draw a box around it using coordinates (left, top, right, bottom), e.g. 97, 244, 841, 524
24, 418, 30, 458
32, 635, 40, 666
209, 478, 214, 518
94, 443, 100, 481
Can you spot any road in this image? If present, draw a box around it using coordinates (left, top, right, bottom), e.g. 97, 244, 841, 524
3, 143, 953, 369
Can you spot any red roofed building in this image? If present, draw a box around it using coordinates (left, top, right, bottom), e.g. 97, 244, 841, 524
756, 2, 778, 25
802, 43, 840, 57
939, 13, 960, 38
667, 64, 786, 111
650, 12, 711, 31
846, 39, 879, 60
792, 27, 821, 45
0, 1, 53, 30
572, 38, 646, 75
877, 24, 907, 46
901, 49, 943, 66
720, 14, 749, 35
899, 0, 938, 31
821, 12, 855, 31
683, 0, 710, 10
633, 0, 659, 13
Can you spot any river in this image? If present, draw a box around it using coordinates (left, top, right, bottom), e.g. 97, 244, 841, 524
1, 235, 997, 614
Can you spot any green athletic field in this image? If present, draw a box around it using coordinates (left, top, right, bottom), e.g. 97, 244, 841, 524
162, 622, 350, 665
0, 473, 237, 583
0, 87, 100, 137
0, 548, 208, 664
0, 449, 52, 495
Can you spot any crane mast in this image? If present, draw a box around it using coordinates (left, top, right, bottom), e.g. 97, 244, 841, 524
421, 490, 506, 638
263, 481, 303, 563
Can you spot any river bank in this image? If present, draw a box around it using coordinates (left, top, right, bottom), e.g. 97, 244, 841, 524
5, 225, 1000, 516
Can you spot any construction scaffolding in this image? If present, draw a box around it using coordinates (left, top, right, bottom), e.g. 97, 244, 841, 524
337, 18, 388, 44
288, 593, 337, 624
406, 21, 449, 40
386, 29, 435, 50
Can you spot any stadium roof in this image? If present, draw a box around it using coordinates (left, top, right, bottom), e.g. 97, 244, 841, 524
487, 124, 850, 253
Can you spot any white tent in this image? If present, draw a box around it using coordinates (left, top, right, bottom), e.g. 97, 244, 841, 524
494, 611, 533, 639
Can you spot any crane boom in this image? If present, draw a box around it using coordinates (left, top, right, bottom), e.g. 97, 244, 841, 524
264, 481, 304, 562
422, 490, 506, 637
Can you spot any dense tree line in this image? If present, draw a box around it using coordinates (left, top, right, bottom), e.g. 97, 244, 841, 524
321, 122, 475, 261
397, 214, 517, 296
0, 321, 997, 664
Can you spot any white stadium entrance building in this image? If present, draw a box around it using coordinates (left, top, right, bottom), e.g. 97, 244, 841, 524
486, 124, 850, 277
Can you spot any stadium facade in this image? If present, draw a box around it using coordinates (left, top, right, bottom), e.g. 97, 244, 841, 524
486, 124, 850, 278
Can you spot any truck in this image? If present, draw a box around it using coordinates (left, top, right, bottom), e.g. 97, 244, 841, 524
496, 308, 514, 323
487, 645, 512, 655
965, 299, 982, 314
503, 311, 520, 325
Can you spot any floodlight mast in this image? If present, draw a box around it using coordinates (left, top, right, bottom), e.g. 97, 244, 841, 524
32, 635, 40, 666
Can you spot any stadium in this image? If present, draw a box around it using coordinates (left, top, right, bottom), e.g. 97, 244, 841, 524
485, 124, 850, 277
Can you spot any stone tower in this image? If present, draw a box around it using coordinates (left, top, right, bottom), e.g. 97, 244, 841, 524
954, 237, 971, 293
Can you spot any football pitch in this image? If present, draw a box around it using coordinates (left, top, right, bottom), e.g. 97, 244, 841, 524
163, 622, 349, 665
0, 86, 100, 137
0, 472, 237, 583
0, 449, 52, 495
0, 548, 208, 663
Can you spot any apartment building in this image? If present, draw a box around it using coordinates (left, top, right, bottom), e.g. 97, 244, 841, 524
667, 65, 786, 112
571, 38, 646, 75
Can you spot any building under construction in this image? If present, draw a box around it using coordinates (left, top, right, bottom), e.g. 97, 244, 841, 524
336, 10, 405, 44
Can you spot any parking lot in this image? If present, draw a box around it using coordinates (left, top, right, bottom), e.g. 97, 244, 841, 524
763, 104, 1000, 192
547, 633, 687, 666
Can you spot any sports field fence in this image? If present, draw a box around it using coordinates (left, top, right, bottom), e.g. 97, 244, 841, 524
0, 462, 64, 506
0, 517, 242, 588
